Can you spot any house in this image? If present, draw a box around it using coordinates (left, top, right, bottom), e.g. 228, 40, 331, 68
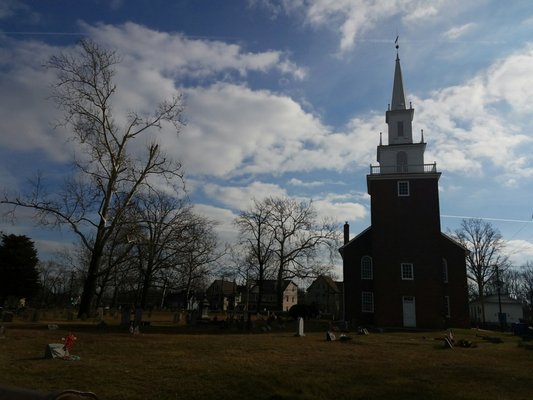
470, 294, 524, 327
340, 47, 470, 329
306, 275, 343, 319
206, 279, 241, 311
248, 280, 298, 312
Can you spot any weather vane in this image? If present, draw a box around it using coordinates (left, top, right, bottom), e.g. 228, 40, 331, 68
395, 35, 399, 50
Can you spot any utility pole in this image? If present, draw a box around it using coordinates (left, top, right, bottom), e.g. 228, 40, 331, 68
495, 265, 505, 330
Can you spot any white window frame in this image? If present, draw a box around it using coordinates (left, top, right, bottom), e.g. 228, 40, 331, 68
397, 181, 410, 197
401, 263, 414, 280
361, 256, 373, 280
361, 291, 374, 313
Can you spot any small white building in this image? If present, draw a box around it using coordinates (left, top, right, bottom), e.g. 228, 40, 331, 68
470, 294, 524, 326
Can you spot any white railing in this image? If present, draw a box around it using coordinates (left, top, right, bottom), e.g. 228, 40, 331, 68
369, 163, 437, 175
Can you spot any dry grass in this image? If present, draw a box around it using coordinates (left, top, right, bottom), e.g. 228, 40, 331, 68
0, 314, 531, 400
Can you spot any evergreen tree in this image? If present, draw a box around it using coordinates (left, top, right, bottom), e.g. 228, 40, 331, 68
0, 234, 40, 304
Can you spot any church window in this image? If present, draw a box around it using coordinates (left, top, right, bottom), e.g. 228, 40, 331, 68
361, 291, 374, 313
397, 121, 404, 137
398, 181, 409, 196
401, 263, 414, 280
361, 256, 373, 280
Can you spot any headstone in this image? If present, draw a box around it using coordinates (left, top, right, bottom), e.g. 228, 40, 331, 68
31, 309, 40, 322
200, 298, 210, 319
173, 312, 182, 324
97, 307, 104, 321
326, 331, 336, 341
45, 343, 67, 359
297, 317, 305, 337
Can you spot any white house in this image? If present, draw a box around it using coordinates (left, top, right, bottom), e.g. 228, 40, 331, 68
470, 294, 524, 326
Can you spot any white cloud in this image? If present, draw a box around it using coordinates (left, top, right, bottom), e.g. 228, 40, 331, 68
505, 239, 533, 266
287, 178, 324, 187
272, 0, 462, 53
81, 22, 306, 80
203, 181, 288, 210
192, 203, 238, 244
443, 22, 477, 40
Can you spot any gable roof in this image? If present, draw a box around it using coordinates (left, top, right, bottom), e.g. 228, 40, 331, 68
250, 279, 297, 294
440, 232, 469, 253
338, 226, 371, 255
308, 275, 341, 294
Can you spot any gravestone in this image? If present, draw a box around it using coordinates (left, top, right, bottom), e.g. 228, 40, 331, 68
296, 317, 305, 337
97, 307, 104, 321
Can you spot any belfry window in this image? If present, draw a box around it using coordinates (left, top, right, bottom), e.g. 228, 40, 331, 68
397, 151, 408, 173
397, 121, 404, 137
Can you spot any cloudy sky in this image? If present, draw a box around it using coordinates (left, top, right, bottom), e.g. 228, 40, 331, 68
1, 0, 533, 274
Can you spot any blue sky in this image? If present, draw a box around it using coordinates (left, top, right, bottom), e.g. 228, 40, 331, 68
1, 0, 533, 275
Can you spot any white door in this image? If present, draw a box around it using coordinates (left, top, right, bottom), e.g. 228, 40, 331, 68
402, 296, 416, 327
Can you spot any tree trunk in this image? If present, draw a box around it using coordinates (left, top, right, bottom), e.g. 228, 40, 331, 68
77, 256, 101, 318
276, 266, 284, 311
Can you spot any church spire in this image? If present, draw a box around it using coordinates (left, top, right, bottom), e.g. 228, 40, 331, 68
391, 52, 406, 110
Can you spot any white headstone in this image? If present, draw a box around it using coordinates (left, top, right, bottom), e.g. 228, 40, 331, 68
297, 317, 305, 337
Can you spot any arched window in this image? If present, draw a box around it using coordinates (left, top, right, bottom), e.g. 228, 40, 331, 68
361, 256, 373, 280
397, 151, 408, 172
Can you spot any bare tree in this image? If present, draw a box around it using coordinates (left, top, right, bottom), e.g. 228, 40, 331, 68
520, 262, 533, 314
235, 198, 276, 310
129, 190, 198, 309
1, 39, 184, 317
175, 215, 223, 309
451, 218, 509, 324
236, 196, 339, 310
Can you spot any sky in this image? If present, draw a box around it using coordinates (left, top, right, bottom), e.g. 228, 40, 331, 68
1, 0, 533, 277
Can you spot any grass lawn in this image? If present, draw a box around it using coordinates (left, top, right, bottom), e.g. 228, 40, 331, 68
0, 313, 531, 400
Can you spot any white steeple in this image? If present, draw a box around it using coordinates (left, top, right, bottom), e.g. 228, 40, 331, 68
376, 44, 426, 173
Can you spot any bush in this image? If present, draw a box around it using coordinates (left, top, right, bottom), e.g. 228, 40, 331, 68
289, 304, 318, 320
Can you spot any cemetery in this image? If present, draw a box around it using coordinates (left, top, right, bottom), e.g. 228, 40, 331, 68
0, 310, 532, 400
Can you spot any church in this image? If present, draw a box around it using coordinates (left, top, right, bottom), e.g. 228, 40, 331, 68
340, 48, 470, 329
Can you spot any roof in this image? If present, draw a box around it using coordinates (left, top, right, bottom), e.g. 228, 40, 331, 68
308, 275, 342, 294
250, 279, 297, 294
207, 279, 238, 295
470, 294, 524, 306
338, 226, 371, 255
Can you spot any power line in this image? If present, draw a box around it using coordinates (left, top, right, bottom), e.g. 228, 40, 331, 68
442, 215, 533, 224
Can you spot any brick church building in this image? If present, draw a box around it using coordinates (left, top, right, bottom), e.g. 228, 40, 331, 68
340, 48, 470, 329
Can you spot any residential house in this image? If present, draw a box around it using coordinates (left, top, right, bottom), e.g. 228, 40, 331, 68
206, 280, 241, 311
340, 47, 470, 329
248, 280, 298, 312
306, 275, 343, 319
470, 294, 524, 327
